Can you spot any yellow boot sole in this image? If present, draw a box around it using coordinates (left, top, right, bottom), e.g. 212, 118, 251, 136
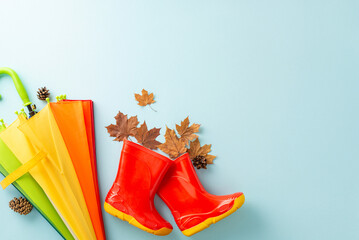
104, 202, 172, 236
182, 194, 245, 237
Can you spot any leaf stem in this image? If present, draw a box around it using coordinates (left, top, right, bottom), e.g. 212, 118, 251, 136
148, 105, 157, 112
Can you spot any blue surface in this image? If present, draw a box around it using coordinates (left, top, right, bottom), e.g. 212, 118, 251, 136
0, 1, 359, 239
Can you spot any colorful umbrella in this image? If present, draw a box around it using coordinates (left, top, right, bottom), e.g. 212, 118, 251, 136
0, 68, 74, 239
0, 68, 105, 239
0, 111, 96, 239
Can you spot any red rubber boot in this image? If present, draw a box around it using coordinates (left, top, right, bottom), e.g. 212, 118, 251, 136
104, 139, 173, 235
157, 153, 245, 236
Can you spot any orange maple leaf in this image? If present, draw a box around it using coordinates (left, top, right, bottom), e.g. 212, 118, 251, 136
135, 89, 155, 106
187, 138, 216, 164
176, 117, 200, 145
158, 127, 187, 159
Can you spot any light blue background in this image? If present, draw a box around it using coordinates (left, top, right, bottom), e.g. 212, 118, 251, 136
0, 1, 358, 239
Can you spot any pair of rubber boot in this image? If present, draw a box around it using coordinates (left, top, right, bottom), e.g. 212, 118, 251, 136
104, 139, 245, 236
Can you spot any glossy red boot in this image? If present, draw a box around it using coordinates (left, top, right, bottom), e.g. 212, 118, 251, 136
104, 139, 173, 235
157, 153, 245, 236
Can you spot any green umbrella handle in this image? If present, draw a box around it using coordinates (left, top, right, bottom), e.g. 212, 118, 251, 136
0, 67, 35, 117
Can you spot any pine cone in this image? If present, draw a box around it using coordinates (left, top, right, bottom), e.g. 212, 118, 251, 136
9, 197, 33, 215
192, 155, 207, 169
37, 87, 50, 100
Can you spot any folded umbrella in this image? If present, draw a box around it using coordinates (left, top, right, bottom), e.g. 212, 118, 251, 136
0, 68, 74, 239
0, 68, 101, 239
0, 105, 97, 239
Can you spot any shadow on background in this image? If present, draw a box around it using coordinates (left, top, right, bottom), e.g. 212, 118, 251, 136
185, 202, 263, 240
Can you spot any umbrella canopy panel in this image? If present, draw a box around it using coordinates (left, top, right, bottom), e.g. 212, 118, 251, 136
50, 100, 106, 240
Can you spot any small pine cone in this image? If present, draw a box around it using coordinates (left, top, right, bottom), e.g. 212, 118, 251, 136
9, 197, 33, 215
37, 87, 50, 100
192, 155, 207, 169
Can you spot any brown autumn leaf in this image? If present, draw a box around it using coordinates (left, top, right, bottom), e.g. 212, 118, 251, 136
187, 138, 216, 164
205, 154, 216, 164
135, 89, 155, 107
158, 127, 187, 159
176, 117, 200, 145
134, 121, 161, 150
106, 111, 139, 142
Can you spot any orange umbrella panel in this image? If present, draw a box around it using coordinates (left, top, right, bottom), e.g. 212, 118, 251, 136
50, 100, 106, 240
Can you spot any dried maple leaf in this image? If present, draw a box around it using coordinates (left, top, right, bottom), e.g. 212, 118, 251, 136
106, 111, 139, 142
176, 117, 200, 145
135, 89, 155, 107
204, 154, 216, 164
158, 127, 187, 159
134, 121, 161, 150
187, 138, 216, 164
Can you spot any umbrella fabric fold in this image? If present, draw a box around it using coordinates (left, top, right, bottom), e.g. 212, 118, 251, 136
0, 105, 97, 239
50, 100, 106, 240
0, 125, 74, 240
